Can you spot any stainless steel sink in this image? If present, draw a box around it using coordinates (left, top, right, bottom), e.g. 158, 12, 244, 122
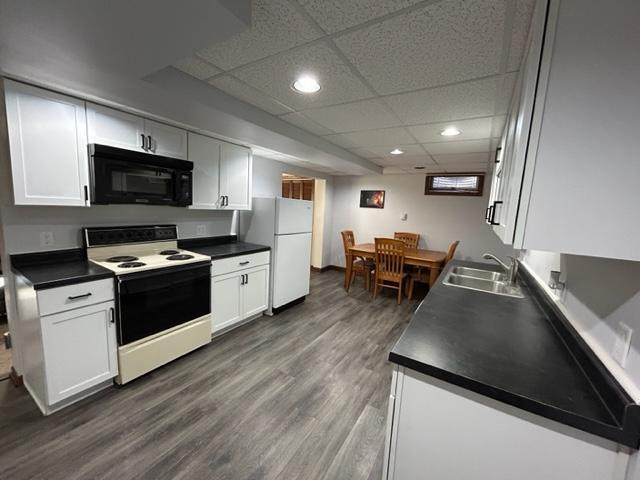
443, 273, 524, 298
449, 266, 507, 282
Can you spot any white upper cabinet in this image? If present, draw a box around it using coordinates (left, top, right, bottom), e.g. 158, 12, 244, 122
487, 0, 640, 261
4, 80, 90, 207
144, 119, 187, 159
86, 103, 146, 152
87, 104, 187, 159
220, 142, 252, 210
188, 132, 221, 209
516, 0, 640, 260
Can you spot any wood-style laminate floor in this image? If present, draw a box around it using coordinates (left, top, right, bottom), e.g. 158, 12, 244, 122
0, 271, 423, 480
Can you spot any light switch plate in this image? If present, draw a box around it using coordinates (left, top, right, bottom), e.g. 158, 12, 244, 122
196, 224, 206, 236
612, 322, 633, 367
40, 231, 54, 247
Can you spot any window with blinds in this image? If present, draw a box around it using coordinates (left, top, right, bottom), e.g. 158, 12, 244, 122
425, 173, 484, 196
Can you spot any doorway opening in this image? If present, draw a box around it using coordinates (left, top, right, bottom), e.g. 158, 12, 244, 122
281, 174, 326, 270
0, 259, 11, 381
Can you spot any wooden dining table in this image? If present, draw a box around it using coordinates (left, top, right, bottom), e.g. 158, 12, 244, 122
346, 243, 447, 289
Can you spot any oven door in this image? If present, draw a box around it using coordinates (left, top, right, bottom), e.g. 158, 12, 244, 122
116, 262, 211, 345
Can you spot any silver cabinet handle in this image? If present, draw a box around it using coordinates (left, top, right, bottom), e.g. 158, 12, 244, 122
141, 134, 146, 150
68, 293, 92, 300
109, 307, 115, 324
146, 135, 153, 151
239, 261, 250, 266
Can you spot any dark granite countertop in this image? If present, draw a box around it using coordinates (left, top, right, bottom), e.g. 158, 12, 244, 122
178, 235, 270, 260
389, 259, 640, 448
11, 249, 113, 290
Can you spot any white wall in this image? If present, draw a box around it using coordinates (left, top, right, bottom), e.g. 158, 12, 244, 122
0, 205, 235, 254
521, 250, 640, 402
329, 174, 514, 267
249, 155, 335, 268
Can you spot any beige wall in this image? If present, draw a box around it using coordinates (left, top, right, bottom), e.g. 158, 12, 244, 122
329, 174, 514, 267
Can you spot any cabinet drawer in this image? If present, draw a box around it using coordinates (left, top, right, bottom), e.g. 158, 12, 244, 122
38, 279, 115, 316
211, 251, 270, 276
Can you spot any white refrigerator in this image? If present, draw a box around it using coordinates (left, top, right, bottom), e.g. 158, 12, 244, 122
241, 197, 313, 312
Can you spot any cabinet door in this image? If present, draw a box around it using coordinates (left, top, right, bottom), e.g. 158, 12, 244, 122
491, 0, 548, 244
145, 119, 187, 159
42, 301, 117, 404
5, 80, 90, 207
86, 103, 146, 152
188, 133, 221, 209
219, 142, 252, 210
211, 272, 242, 333
242, 266, 269, 318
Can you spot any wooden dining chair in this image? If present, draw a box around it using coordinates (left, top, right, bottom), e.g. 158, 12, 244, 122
341, 230, 374, 291
408, 240, 460, 300
373, 238, 408, 305
394, 232, 420, 249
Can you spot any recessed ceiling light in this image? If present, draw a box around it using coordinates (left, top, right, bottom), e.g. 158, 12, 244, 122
390, 148, 404, 155
440, 126, 462, 137
292, 75, 321, 94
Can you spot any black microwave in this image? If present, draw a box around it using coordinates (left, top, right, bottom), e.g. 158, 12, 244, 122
89, 144, 193, 206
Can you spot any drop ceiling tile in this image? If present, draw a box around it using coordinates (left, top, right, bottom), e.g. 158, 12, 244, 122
323, 134, 359, 149
371, 157, 400, 167
209, 75, 295, 115
507, 0, 537, 71
334, 0, 506, 95
334, 127, 415, 148
444, 163, 491, 173
298, 0, 423, 34
495, 72, 518, 115
364, 144, 427, 159
492, 115, 507, 138
385, 77, 498, 125
280, 112, 336, 135
423, 139, 491, 155
233, 42, 374, 111
196, 0, 323, 70
408, 117, 494, 144
383, 166, 408, 175
432, 152, 491, 164
348, 147, 378, 159
390, 155, 437, 166
173, 57, 221, 79
303, 98, 401, 132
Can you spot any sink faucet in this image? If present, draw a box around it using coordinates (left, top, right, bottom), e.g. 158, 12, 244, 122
482, 253, 519, 284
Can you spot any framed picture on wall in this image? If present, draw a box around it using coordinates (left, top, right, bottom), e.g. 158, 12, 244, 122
360, 190, 385, 208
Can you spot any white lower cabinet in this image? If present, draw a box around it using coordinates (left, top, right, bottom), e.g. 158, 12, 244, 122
211, 252, 270, 334
384, 367, 629, 480
17, 277, 118, 414
42, 301, 118, 404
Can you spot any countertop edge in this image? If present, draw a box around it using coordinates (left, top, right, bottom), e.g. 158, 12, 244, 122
388, 351, 638, 448
388, 259, 640, 449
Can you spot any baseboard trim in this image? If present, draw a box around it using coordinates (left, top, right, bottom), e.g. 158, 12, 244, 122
9, 366, 23, 387
311, 265, 345, 273
311, 265, 344, 273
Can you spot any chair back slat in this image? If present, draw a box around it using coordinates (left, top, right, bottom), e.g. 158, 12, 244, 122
394, 232, 420, 249
341, 230, 355, 256
375, 238, 405, 280
445, 240, 460, 265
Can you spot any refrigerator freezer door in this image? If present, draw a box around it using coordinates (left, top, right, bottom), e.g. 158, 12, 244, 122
273, 232, 312, 308
275, 197, 313, 235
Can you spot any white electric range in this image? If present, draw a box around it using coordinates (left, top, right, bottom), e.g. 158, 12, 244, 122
84, 225, 212, 384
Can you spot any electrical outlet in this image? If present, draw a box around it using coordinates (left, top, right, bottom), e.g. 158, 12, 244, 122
612, 322, 633, 367
196, 224, 206, 236
40, 231, 55, 247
